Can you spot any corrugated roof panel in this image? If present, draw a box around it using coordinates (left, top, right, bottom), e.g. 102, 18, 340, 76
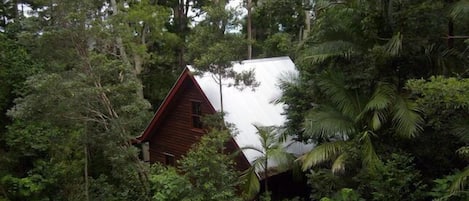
193, 57, 313, 167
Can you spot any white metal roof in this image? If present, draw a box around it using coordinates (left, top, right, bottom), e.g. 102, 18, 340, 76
192, 57, 313, 167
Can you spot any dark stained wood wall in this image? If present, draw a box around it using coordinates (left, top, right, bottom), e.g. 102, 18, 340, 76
148, 77, 250, 171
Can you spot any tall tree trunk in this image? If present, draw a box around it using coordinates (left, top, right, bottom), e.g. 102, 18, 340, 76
264, 158, 268, 193
247, 0, 252, 59
218, 69, 224, 114
303, 10, 311, 40
110, 0, 145, 99
448, 19, 454, 49
176, 0, 188, 69
84, 144, 89, 201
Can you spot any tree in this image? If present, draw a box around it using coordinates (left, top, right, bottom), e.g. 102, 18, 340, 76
149, 164, 192, 201
299, 71, 423, 174
186, 0, 247, 113
354, 153, 427, 201
178, 129, 242, 201
241, 124, 295, 199
1, 1, 153, 200
246, 0, 305, 58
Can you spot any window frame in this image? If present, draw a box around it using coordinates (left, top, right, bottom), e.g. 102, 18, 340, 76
163, 152, 175, 166
191, 100, 203, 129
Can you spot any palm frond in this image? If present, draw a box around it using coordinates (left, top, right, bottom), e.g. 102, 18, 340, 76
360, 131, 381, 171
273, 71, 300, 105
457, 146, 469, 158
370, 111, 384, 131
241, 145, 265, 155
392, 96, 424, 138
267, 148, 295, 171
317, 71, 362, 117
363, 83, 396, 111
331, 153, 348, 174
301, 40, 358, 64
384, 32, 403, 57
359, 83, 396, 130
450, 0, 469, 20
304, 107, 355, 139
449, 166, 469, 194
240, 166, 260, 199
253, 124, 282, 149
299, 141, 346, 171
453, 120, 469, 143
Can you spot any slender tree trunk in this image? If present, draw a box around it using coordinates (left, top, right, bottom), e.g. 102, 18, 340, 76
110, 0, 145, 99
218, 70, 224, 114
133, 54, 144, 98
303, 10, 311, 40
84, 144, 89, 201
247, 0, 252, 59
177, 0, 187, 69
264, 159, 268, 193
448, 19, 454, 49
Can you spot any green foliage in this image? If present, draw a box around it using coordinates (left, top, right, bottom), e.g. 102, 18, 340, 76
249, 0, 305, 58
430, 173, 469, 201
260, 33, 294, 58
2, 10, 152, 197
407, 76, 469, 130
241, 125, 296, 199
0, 33, 39, 131
148, 129, 243, 201
186, 1, 246, 81
307, 169, 348, 200
149, 164, 192, 201
355, 153, 427, 201
299, 71, 422, 174
320, 188, 364, 201
178, 129, 242, 201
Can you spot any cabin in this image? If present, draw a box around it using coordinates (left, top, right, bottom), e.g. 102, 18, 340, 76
137, 56, 312, 198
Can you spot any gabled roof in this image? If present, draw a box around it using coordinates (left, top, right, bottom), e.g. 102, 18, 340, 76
139, 56, 313, 169
137, 68, 216, 142
192, 57, 313, 166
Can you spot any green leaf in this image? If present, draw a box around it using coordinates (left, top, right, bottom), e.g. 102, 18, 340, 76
300, 141, 346, 171
392, 96, 423, 138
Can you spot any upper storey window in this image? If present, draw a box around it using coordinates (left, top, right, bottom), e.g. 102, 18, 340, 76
191, 101, 203, 129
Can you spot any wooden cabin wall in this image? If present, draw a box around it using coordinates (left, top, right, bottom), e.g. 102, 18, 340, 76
149, 79, 212, 164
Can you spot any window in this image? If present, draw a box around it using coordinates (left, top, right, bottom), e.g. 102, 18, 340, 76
163, 152, 175, 166
191, 101, 203, 128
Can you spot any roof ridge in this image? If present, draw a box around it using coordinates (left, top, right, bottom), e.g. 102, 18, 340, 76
237, 56, 291, 64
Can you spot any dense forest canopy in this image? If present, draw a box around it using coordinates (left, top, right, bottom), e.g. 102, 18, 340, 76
1, 0, 469, 200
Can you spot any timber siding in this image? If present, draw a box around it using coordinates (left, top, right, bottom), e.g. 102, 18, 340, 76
145, 74, 250, 170
148, 77, 213, 163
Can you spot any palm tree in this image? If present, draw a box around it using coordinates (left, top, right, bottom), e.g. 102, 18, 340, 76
240, 124, 295, 199
299, 71, 423, 173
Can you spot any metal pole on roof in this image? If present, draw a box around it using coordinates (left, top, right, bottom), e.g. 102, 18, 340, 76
218, 68, 224, 114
